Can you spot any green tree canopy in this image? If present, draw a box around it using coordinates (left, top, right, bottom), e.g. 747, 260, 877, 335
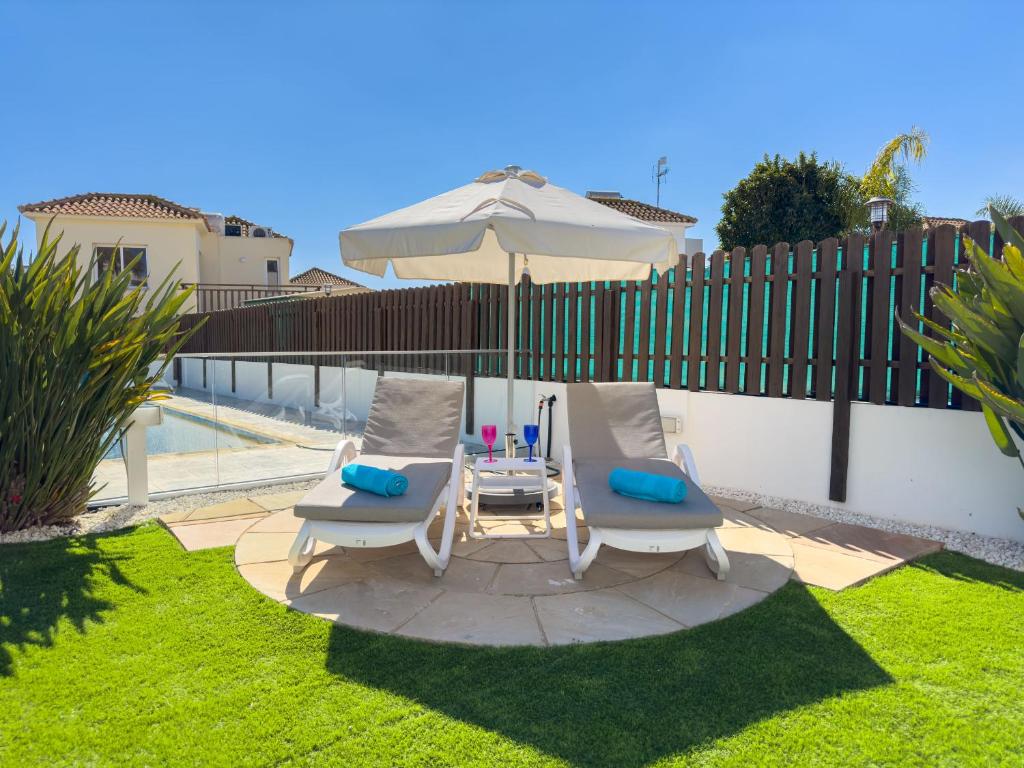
716, 152, 860, 250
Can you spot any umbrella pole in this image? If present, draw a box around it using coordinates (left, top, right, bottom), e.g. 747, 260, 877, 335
505, 252, 516, 458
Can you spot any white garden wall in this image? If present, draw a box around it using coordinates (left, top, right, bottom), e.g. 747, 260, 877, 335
166, 359, 1024, 543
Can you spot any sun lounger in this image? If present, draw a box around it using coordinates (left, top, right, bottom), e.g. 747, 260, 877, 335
561, 382, 730, 580
288, 377, 465, 576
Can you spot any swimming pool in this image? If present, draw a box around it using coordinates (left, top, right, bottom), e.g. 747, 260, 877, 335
105, 410, 278, 459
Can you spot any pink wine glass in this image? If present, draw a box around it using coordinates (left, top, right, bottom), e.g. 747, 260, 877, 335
481, 424, 498, 463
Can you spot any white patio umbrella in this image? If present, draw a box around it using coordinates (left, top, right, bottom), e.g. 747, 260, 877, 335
339, 165, 678, 447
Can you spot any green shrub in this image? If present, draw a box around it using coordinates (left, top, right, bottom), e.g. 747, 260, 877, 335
897, 210, 1024, 501
0, 221, 201, 532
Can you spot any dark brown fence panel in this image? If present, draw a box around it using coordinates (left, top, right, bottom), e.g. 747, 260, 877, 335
867, 230, 895, 405
767, 243, 790, 397
790, 240, 813, 399
654, 272, 669, 387
814, 239, 838, 400
745, 245, 768, 395
925, 225, 956, 408
895, 229, 923, 406
705, 252, 725, 392
725, 249, 745, 393
687, 254, 706, 391
668, 268, 686, 389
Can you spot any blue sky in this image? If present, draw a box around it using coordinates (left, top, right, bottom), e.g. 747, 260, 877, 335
1, 0, 1021, 289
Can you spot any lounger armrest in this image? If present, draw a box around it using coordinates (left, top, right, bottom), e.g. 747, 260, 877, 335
672, 443, 701, 487
327, 439, 359, 474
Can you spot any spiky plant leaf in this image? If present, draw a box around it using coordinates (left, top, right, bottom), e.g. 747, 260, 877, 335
0, 221, 203, 532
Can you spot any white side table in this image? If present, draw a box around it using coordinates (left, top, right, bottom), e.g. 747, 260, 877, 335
467, 456, 552, 539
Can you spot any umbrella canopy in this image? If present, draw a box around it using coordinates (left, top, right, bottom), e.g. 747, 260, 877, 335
340, 166, 679, 283
339, 165, 681, 450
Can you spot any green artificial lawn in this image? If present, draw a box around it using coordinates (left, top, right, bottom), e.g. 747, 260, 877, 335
1, 524, 1023, 767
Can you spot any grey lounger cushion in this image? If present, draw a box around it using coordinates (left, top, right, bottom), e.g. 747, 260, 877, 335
295, 455, 450, 523
573, 458, 723, 530
566, 382, 668, 460
360, 377, 464, 458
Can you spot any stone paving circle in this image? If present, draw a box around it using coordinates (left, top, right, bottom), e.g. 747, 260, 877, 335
235, 504, 795, 647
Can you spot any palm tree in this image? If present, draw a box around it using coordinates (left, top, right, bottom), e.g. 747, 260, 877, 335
861, 126, 929, 198
843, 127, 930, 233
977, 194, 1024, 219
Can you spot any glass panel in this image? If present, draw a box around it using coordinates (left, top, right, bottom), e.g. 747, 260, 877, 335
210, 353, 330, 487
93, 245, 116, 277
91, 432, 129, 505
122, 247, 148, 287
144, 358, 222, 496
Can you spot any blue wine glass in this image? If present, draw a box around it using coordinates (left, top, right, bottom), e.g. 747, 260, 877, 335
523, 424, 540, 462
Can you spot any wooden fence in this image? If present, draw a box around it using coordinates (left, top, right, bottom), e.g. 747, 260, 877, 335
178, 218, 1022, 408
183, 282, 320, 312
175, 218, 1024, 501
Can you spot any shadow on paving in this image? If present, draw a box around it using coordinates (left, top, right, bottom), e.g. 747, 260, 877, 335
325, 583, 892, 768
0, 529, 144, 676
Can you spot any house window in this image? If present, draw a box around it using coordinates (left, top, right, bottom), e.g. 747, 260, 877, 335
224, 224, 242, 237
94, 245, 148, 287
266, 259, 280, 287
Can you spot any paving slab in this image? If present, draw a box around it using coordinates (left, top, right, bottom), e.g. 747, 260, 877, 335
168, 517, 259, 551
710, 495, 760, 513
465, 540, 547, 564
186, 498, 267, 522
792, 522, 943, 564
235, 531, 339, 565
790, 540, 903, 590
747, 506, 834, 537
717, 525, 796, 557
246, 508, 305, 534
615, 569, 765, 627
368, 552, 499, 594
673, 549, 793, 593
488, 560, 629, 596
534, 589, 683, 645
287, 578, 443, 633
250, 490, 308, 512
397, 592, 545, 646
593, 547, 684, 578
237, 557, 371, 602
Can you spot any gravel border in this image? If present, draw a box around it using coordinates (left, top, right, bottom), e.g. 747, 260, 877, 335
0, 479, 321, 545
707, 485, 1024, 572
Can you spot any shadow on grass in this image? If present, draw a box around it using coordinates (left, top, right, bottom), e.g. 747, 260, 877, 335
325, 583, 892, 767
910, 550, 1024, 592
0, 529, 144, 676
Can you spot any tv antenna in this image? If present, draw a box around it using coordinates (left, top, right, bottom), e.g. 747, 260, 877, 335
652, 156, 669, 207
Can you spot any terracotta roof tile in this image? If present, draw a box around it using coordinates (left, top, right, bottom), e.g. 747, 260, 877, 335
18, 193, 290, 238
921, 216, 971, 230
589, 196, 697, 225
18, 193, 203, 221
289, 266, 366, 289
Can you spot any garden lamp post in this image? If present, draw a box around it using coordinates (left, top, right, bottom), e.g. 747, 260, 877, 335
866, 196, 893, 231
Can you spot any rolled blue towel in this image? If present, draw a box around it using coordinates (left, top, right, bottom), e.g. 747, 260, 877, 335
608, 467, 687, 504
341, 463, 409, 497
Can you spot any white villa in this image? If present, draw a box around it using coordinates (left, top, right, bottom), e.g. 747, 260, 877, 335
19, 192, 293, 311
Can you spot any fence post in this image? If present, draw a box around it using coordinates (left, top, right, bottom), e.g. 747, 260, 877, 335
830, 264, 861, 502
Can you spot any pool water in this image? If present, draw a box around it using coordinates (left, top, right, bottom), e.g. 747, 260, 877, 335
105, 410, 278, 459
